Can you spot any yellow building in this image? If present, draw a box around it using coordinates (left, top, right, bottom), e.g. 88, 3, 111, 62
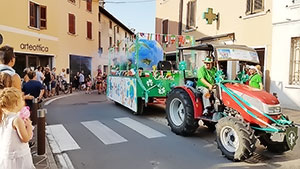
0, 0, 98, 82
156, 0, 272, 90
95, 7, 134, 75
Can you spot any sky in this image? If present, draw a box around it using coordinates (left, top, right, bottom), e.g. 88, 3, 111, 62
104, 0, 156, 33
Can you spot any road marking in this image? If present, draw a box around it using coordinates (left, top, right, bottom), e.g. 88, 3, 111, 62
115, 117, 166, 139
81, 120, 128, 145
46, 124, 80, 153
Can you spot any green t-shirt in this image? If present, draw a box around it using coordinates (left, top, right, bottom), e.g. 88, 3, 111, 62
249, 73, 262, 89
197, 66, 217, 88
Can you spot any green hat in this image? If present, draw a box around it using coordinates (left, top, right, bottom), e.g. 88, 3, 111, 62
203, 57, 213, 63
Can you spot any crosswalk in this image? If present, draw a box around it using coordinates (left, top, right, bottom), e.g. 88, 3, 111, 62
46, 117, 166, 153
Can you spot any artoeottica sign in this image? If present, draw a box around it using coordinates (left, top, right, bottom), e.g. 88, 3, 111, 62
20, 43, 49, 52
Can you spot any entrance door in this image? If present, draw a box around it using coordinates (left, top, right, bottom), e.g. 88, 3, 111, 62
27, 56, 38, 70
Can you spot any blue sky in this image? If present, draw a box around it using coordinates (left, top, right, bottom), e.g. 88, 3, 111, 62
105, 0, 156, 33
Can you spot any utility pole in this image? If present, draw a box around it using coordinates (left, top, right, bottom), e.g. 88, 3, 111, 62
178, 0, 183, 36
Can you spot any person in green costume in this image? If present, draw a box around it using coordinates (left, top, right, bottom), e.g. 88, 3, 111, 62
248, 65, 263, 90
197, 56, 217, 115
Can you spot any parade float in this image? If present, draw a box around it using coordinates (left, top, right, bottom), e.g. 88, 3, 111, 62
107, 33, 195, 115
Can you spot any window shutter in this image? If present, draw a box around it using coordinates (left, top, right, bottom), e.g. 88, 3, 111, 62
99, 32, 101, 49
87, 0, 92, 12
40, 6, 47, 29
246, 0, 252, 14
30, 2, 37, 27
253, 0, 264, 12
87, 21, 92, 39
69, 14, 75, 34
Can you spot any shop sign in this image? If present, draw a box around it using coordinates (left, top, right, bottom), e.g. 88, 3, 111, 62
20, 43, 49, 52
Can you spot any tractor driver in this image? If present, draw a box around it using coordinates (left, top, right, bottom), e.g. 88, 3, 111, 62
197, 56, 217, 115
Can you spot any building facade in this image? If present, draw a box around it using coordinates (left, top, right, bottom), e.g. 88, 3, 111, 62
156, 0, 272, 91
271, 0, 300, 110
0, 0, 98, 81
94, 7, 134, 75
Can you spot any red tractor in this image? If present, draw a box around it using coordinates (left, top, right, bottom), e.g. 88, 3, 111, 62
166, 44, 298, 161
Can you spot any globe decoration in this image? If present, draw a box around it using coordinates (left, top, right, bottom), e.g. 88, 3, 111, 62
128, 39, 163, 70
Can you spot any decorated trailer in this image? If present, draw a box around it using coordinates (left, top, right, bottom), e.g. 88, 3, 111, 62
107, 33, 195, 114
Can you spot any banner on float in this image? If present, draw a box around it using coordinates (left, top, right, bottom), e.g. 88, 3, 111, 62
107, 76, 137, 112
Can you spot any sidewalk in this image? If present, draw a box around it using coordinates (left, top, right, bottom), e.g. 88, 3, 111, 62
283, 108, 300, 124
31, 90, 81, 169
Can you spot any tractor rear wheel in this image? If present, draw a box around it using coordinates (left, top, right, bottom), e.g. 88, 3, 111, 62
216, 116, 256, 161
258, 134, 290, 153
166, 89, 199, 136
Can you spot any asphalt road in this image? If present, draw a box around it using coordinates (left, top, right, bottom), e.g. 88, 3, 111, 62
45, 91, 300, 169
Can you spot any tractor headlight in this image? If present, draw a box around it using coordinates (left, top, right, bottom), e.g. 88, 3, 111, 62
263, 104, 281, 115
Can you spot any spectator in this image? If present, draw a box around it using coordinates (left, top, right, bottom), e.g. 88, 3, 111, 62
22, 71, 44, 110
86, 77, 92, 94
51, 67, 57, 96
73, 72, 80, 90
60, 68, 67, 82
0, 45, 21, 90
0, 87, 35, 169
95, 71, 102, 94
79, 71, 85, 90
0, 72, 12, 89
43, 67, 51, 97
35, 66, 44, 84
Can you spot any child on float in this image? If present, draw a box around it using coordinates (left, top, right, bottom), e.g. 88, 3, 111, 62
0, 87, 35, 169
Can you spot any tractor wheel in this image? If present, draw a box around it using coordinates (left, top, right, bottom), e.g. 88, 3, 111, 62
258, 134, 290, 153
216, 116, 256, 161
133, 98, 144, 115
203, 121, 216, 132
166, 89, 199, 136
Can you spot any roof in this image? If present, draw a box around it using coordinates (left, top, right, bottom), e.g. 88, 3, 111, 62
99, 7, 134, 35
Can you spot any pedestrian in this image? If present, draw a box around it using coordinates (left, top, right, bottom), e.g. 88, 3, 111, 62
86, 77, 92, 94
95, 71, 102, 94
79, 71, 85, 90
73, 72, 79, 90
0, 46, 21, 90
0, 87, 35, 169
35, 66, 44, 84
248, 65, 263, 90
22, 71, 45, 110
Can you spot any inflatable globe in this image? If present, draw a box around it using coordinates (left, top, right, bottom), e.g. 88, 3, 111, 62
128, 39, 163, 70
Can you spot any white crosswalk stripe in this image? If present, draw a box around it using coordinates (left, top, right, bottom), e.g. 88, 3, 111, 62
115, 117, 166, 139
81, 120, 128, 145
46, 124, 80, 153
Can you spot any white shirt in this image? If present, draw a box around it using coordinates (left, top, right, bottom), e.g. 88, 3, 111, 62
36, 71, 44, 84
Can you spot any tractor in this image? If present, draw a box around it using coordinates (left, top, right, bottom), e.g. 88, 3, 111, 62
166, 44, 298, 161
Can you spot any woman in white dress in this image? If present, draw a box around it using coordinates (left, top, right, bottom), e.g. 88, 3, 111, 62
0, 87, 35, 169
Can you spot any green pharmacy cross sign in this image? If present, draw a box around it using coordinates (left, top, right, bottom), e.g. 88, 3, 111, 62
203, 8, 218, 24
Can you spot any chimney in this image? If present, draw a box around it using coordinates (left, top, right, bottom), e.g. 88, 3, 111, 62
99, 0, 105, 8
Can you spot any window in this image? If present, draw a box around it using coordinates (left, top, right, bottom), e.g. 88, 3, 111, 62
186, 1, 196, 29
109, 37, 112, 48
290, 37, 300, 85
117, 26, 119, 33
246, 0, 264, 15
162, 19, 169, 35
68, 0, 75, 3
98, 13, 101, 22
87, 0, 92, 12
125, 32, 128, 38
68, 13, 75, 34
29, 2, 47, 29
87, 21, 92, 39
98, 32, 102, 49
103, 65, 108, 73
109, 21, 112, 29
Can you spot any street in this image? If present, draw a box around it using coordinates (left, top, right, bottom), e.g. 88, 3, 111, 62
45, 92, 300, 169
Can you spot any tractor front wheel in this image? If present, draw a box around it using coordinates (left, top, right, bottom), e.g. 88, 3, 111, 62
166, 89, 199, 136
216, 116, 256, 161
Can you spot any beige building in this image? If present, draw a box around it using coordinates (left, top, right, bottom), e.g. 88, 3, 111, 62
156, 0, 272, 90
94, 7, 134, 75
